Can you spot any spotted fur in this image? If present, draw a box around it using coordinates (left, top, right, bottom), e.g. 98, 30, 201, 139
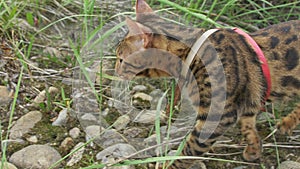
115, 0, 300, 168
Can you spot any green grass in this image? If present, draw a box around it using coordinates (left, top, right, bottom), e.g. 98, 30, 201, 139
0, 0, 299, 168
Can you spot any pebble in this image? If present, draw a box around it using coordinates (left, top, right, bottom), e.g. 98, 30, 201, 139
133, 110, 166, 124
0, 162, 18, 169
133, 92, 153, 102
1, 139, 25, 147
149, 89, 167, 110
80, 113, 109, 128
32, 86, 59, 104
123, 127, 145, 138
102, 108, 110, 117
96, 143, 137, 161
9, 144, 62, 169
0, 85, 14, 106
52, 108, 68, 126
85, 125, 127, 148
26, 135, 38, 143
66, 142, 85, 166
113, 114, 130, 130
60, 137, 74, 152
190, 161, 206, 169
132, 85, 147, 92
69, 127, 81, 139
277, 161, 300, 169
9, 111, 42, 139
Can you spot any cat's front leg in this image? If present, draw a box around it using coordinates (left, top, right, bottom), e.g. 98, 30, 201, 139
239, 112, 262, 161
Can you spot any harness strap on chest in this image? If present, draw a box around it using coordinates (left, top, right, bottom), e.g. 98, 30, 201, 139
185, 28, 271, 103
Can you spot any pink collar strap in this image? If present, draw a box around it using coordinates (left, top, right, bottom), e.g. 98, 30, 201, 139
233, 28, 271, 102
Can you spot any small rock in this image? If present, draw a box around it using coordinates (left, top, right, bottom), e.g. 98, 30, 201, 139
26, 135, 38, 143
9, 111, 42, 139
277, 161, 300, 169
0, 85, 14, 106
32, 87, 59, 104
85, 125, 127, 148
60, 137, 74, 152
189, 161, 206, 169
103, 157, 136, 169
9, 144, 62, 169
133, 110, 166, 124
66, 142, 85, 166
107, 100, 114, 107
80, 113, 109, 128
123, 127, 145, 138
132, 85, 147, 92
102, 108, 110, 116
69, 127, 81, 139
149, 89, 167, 110
96, 143, 137, 161
133, 93, 153, 102
1, 139, 25, 147
113, 114, 130, 130
52, 108, 68, 126
0, 162, 18, 169
81, 113, 97, 121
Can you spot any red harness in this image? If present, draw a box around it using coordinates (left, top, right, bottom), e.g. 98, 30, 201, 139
232, 28, 271, 103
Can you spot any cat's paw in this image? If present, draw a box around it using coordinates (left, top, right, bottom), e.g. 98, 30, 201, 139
243, 134, 262, 161
243, 145, 262, 161
276, 104, 300, 135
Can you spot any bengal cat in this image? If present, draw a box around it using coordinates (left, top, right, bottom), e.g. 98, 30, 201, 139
115, 0, 300, 168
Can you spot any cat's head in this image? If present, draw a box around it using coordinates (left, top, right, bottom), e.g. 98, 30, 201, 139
115, 0, 194, 77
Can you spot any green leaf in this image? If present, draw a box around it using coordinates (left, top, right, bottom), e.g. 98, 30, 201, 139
26, 12, 34, 26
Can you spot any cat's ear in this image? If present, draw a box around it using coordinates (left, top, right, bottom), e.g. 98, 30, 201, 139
136, 0, 154, 21
126, 17, 152, 47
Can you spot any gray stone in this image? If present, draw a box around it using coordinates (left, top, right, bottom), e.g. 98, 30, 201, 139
52, 108, 68, 126
85, 125, 127, 148
277, 161, 300, 169
9, 111, 42, 139
32, 87, 59, 104
133, 110, 166, 124
0, 162, 18, 169
80, 113, 109, 128
9, 145, 62, 169
59, 137, 74, 151
66, 142, 85, 166
149, 89, 167, 110
133, 93, 152, 102
113, 114, 130, 130
190, 161, 206, 169
123, 127, 144, 138
132, 85, 147, 92
0, 85, 13, 106
69, 127, 81, 139
26, 135, 38, 143
96, 143, 137, 161
101, 157, 136, 169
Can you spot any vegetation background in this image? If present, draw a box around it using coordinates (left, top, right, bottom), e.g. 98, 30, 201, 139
0, 0, 299, 168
